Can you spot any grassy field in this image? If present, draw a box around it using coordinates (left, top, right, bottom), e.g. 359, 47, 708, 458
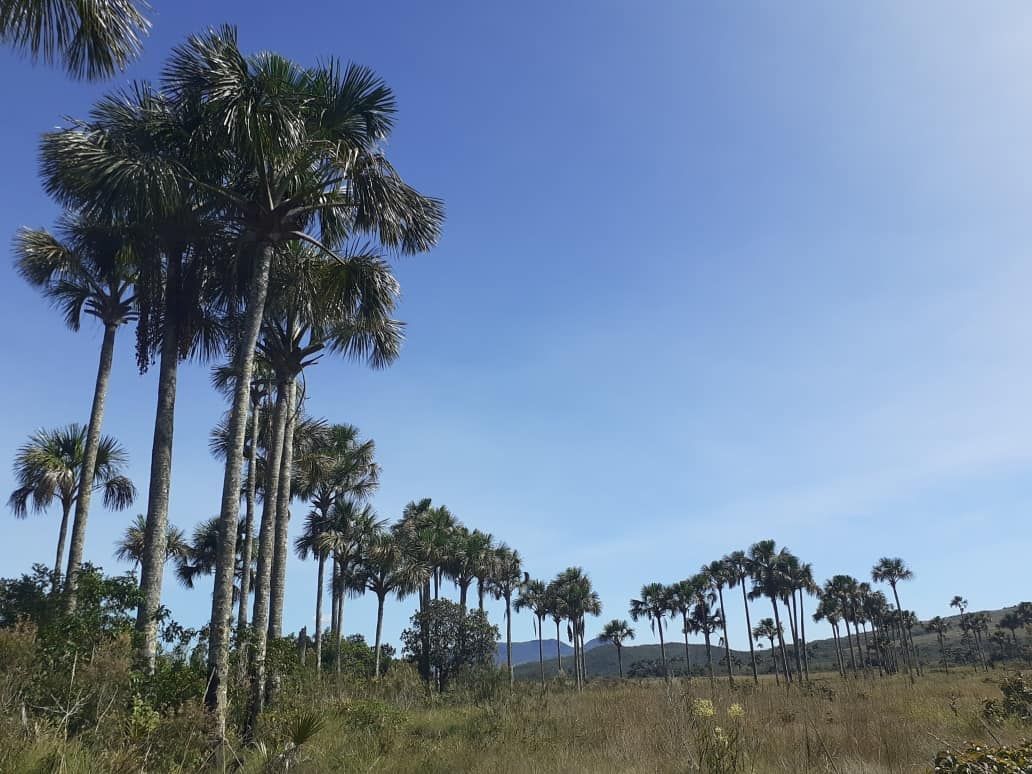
5, 664, 1025, 773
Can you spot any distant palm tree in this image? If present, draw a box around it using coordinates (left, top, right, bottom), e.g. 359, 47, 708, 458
447, 528, 494, 613
825, 575, 862, 677
544, 580, 567, 674
752, 618, 782, 685
925, 616, 951, 672
9, 424, 135, 584
666, 579, 697, 679
813, 593, 847, 678
630, 582, 671, 679
725, 550, 759, 683
599, 619, 635, 678
951, 595, 988, 671
872, 557, 917, 677
999, 612, 1024, 647
15, 218, 137, 609
0, 0, 150, 79
355, 531, 425, 679
515, 578, 550, 684
489, 545, 524, 687
747, 540, 793, 685
115, 514, 188, 571
687, 582, 721, 686
553, 568, 601, 688
703, 560, 735, 685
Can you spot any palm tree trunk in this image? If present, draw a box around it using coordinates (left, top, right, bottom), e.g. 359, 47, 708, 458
717, 587, 734, 685
843, 617, 858, 676
537, 616, 544, 685
459, 582, 468, 613
64, 322, 117, 609
374, 593, 385, 678
616, 644, 623, 678
314, 551, 325, 672
832, 624, 845, 677
243, 379, 287, 739
770, 597, 791, 685
741, 580, 758, 684
939, 633, 949, 673
682, 614, 692, 679
478, 580, 485, 612
236, 400, 261, 636
658, 619, 667, 679
134, 258, 181, 673
555, 620, 563, 674
798, 590, 810, 682
53, 498, 73, 588
506, 596, 514, 688
787, 597, 801, 679
769, 637, 779, 685
704, 628, 715, 685
206, 242, 275, 737
268, 377, 297, 639
889, 585, 914, 679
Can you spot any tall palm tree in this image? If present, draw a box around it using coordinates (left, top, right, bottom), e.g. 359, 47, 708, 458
788, 559, 817, 682
925, 616, 951, 672
41, 82, 229, 674
514, 578, 549, 684
688, 585, 721, 685
813, 593, 847, 678
999, 612, 1024, 647
9, 424, 135, 584
554, 567, 600, 688
160, 30, 444, 730
544, 579, 567, 674
666, 579, 697, 679
447, 528, 494, 613
826, 575, 862, 677
747, 540, 793, 685
752, 618, 782, 684
114, 513, 188, 571
357, 530, 426, 679
489, 545, 524, 687
725, 550, 759, 683
872, 557, 917, 676
703, 560, 735, 685
15, 217, 137, 609
630, 582, 670, 679
599, 619, 635, 678
0, 0, 149, 80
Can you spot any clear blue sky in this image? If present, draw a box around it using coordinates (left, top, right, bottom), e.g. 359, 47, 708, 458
2, 1, 1031, 653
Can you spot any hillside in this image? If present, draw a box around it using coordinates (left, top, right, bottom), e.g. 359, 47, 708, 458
495, 637, 603, 667
513, 604, 1024, 680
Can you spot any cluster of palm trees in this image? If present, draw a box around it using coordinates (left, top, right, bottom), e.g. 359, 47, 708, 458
625, 541, 929, 687
516, 568, 602, 689
7, 19, 444, 737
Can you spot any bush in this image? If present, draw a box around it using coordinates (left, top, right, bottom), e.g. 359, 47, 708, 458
400, 600, 499, 691
933, 740, 1032, 772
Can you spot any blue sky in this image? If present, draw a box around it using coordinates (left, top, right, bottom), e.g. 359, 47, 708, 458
2, 1, 1031, 653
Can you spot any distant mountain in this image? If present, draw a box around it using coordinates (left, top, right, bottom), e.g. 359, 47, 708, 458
495, 637, 605, 667
512, 604, 1025, 680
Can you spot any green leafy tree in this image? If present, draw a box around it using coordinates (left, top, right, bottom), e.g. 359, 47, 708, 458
401, 599, 499, 691
598, 619, 635, 678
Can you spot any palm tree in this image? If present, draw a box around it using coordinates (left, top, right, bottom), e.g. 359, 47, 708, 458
951, 595, 987, 671
872, 557, 917, 676
514, 578, 549, 684
813, 593, 847, 678
544, 580, 567, 674
162, 30, 444, 730
925, 616, 951, 672
0, 0, 149, 79
358, 530, 426, 679
599, 619, 635, 678
9, 424, 135, 584
114, 514, 188, 571
747, 540, 793, 685
553, 567, 600, 688
15, 218, 137, 608
666, 579, 697, 679
687, 583, 721, 685
173, 517, 253, 596
789, 560, 817, 682
725, 550, 759, 683
999, 611, 1024, 648
489, 545, 524, 687
447, 528, 494, 613
704, 560, 736, 685
630, 582, 671, 679
752, 618, 782, 684
41, 84, 229, 674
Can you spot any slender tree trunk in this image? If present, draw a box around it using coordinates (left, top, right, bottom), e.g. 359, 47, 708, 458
786, 598, 801, 679
681, 614, 692, 679
53, 498, 73, 588
769, 637, 779, 685
64, 323, 117, 609
832, 624, 845, 678
243, 378, 287, 739
555, 620, 563, 674
236, 400, 261, 636
939, 633, 949, 673
134, 256, 181, 672
506, 596, 514, 688
616, 644, 623, 678
843, 617, 858, 676
717, 587, 734, 685
314, 551, 325, 672
207, 242, 275, 737
374, 593, 385, 678
268, 378, 297, 639
459, 582, 468, 613
741, 580, 758, 684
658, 619, 667, 679
538, 616, 545, 685
798, 590, 810, 681
478, 579, 485, 612
704, 628, 715, 685
771, 597, 791, 685
335, 573, 345, 674
889, 585, 914, 680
